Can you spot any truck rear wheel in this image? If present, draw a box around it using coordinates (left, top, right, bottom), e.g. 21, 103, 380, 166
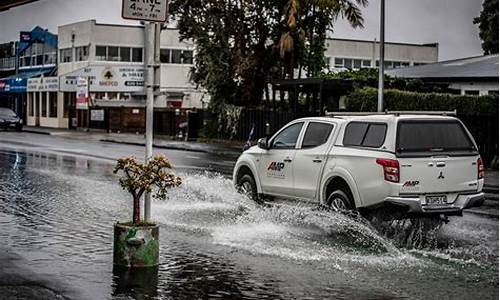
327, 190, 354, 211
237, 174, 258, 202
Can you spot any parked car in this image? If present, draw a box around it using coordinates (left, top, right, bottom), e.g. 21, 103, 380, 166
233, 111, 485, 217
0, 108, 23, 131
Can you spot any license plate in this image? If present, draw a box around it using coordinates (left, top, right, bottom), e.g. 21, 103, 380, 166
426, 195, 447, 205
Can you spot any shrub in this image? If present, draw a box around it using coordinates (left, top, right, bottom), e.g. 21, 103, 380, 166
113, 155, 182, 225
344, 87, 498, 115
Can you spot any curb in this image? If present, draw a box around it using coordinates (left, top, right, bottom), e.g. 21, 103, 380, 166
22, 129, 51, 135
463, 208, 499, 219
99, 139, 241, 157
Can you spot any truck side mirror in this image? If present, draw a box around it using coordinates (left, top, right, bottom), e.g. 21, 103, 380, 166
257, 137, 269, 150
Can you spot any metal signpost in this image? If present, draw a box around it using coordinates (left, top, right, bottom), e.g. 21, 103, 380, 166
122, 0, 168, 221
378, 0, 385, 112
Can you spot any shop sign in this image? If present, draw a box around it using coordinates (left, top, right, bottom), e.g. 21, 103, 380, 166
76, 77, 89, 110
91, 109, 105, 121
60, 65, 144, 93
27, 77, 58, 92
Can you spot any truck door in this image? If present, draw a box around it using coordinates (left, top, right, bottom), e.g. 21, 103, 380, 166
258, 122, 304, 198
293, 121, 335, 200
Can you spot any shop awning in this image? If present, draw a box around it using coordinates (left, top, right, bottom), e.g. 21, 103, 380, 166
0, 69, 54, 93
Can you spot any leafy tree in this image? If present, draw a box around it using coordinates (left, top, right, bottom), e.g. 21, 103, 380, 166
170, 0, 367, 109
474, 0, 499, 54
113, 155, 182, 224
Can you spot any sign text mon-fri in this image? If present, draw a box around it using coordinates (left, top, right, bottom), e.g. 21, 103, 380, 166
122, 0, 168, 23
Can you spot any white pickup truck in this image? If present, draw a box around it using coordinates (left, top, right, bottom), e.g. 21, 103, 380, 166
233, 112, 485, 216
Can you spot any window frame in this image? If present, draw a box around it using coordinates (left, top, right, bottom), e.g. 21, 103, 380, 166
343, 121, 388, 149
299, 121, 335, 149
269, 122, 305, 150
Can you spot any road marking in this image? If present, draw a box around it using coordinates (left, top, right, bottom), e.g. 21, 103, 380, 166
186, 155, 201, 160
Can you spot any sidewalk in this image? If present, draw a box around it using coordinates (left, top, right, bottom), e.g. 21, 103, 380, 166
22, 126, 244, 158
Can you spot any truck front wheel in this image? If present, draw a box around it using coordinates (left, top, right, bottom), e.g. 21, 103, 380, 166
237, 174, 258, 202
326, 190, 354, 211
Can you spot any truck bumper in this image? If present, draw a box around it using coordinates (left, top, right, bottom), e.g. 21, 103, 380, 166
383, 192, 485, 216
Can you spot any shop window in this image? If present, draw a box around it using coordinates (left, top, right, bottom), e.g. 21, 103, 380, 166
44, 53, 57, 65
334, 58, 343, 68
49, 92, 57, 118
488, 90, 499, 95
343, 58, 352, 69
107, 47, 120, 61
362, 60, 372, 68
36, 55, 44, 66
120, 47, 131, 62
132, 48, 143, 62
63, 92, 75, 118
96, 46, 107, 61
160, 49, 171, 63
41, 93, 47, 117
171, 49, 182, 64
29, 93, 34, 116
107, 92, 119, 100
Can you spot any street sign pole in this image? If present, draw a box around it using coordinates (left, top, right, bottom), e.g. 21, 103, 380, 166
377, 0, 385, 112
122, 0, 168, 222
144, 22, 155, 222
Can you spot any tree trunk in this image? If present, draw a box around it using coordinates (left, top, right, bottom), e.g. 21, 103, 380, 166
133, 196, 140, 224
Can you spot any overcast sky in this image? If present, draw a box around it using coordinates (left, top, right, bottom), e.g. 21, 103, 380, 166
0, 0, 485, 61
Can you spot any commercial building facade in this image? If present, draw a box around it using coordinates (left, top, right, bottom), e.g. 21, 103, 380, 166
324, 38, 439, 71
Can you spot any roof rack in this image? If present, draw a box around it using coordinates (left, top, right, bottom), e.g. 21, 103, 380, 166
325, 109, 457, 117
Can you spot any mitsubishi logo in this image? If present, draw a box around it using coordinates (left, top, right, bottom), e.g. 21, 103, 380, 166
438, 171, 445, 179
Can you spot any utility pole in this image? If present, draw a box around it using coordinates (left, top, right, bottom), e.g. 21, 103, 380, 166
377, 0, 385, 112
144, 22, 155, 221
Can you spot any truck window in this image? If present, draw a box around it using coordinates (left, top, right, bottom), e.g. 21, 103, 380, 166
270, 122, 303, 149
301, 122, 334, 148
397, 120, 476, 154
343, 122, 387, 148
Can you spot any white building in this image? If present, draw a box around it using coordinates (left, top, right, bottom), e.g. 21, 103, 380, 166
386, 54, 499, 96
324, 38, 439, 71
52, 19, 204, 129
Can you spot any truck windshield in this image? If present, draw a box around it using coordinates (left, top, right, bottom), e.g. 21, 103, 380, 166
396, 120, 477, 155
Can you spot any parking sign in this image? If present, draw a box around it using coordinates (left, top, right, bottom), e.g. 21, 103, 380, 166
122, 0, 168, 22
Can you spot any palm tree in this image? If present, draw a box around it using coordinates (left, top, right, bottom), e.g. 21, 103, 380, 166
278, 0, 368, 79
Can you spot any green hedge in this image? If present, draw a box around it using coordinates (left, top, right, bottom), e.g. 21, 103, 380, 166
345, 87, 498, 115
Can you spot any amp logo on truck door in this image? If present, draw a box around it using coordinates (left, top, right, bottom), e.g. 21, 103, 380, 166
268, 162, 285, 171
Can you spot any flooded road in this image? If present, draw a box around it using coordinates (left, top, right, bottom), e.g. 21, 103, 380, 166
0, 148, 497, 299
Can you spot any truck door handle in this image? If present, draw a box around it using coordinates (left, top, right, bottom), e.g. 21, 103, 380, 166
312, 159, 322, 163
284, 157, 292, 163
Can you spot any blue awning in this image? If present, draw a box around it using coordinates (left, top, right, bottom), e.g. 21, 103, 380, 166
0, 69, 52, 93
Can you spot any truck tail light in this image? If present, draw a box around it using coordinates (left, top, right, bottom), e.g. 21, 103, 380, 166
477, 157, 485, 179
376, 158, 400, 183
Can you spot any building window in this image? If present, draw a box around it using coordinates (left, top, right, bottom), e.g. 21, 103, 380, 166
132, 48, 143, 62
182, 50, 193, 64
44, 53, 57, 65
413, 62, 428, 66
60, 48, 72, 63
334, 58, 343, 68
171, 49, 182, 64
362, 60, 371, 68
49, 92, 57, 118
353, 59, 362, 69
75, 46, 89, 61
488, 90, 499, 95
464, 90, 480, 95
96, 46, 107, 61
107, 46, 119, 61
120, 47, 131, 62
160, 49, 171, 63
41, 92, 47, 117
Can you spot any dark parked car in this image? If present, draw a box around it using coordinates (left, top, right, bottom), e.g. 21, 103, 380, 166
0, 108, 23, 131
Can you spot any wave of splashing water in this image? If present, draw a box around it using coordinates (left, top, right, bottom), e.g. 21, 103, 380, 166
152, 172, 426, 268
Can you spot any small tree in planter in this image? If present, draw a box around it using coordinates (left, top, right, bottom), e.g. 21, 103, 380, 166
112, 155, 182, 267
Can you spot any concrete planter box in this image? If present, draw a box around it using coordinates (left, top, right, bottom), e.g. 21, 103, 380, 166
113, 223, 159, 267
